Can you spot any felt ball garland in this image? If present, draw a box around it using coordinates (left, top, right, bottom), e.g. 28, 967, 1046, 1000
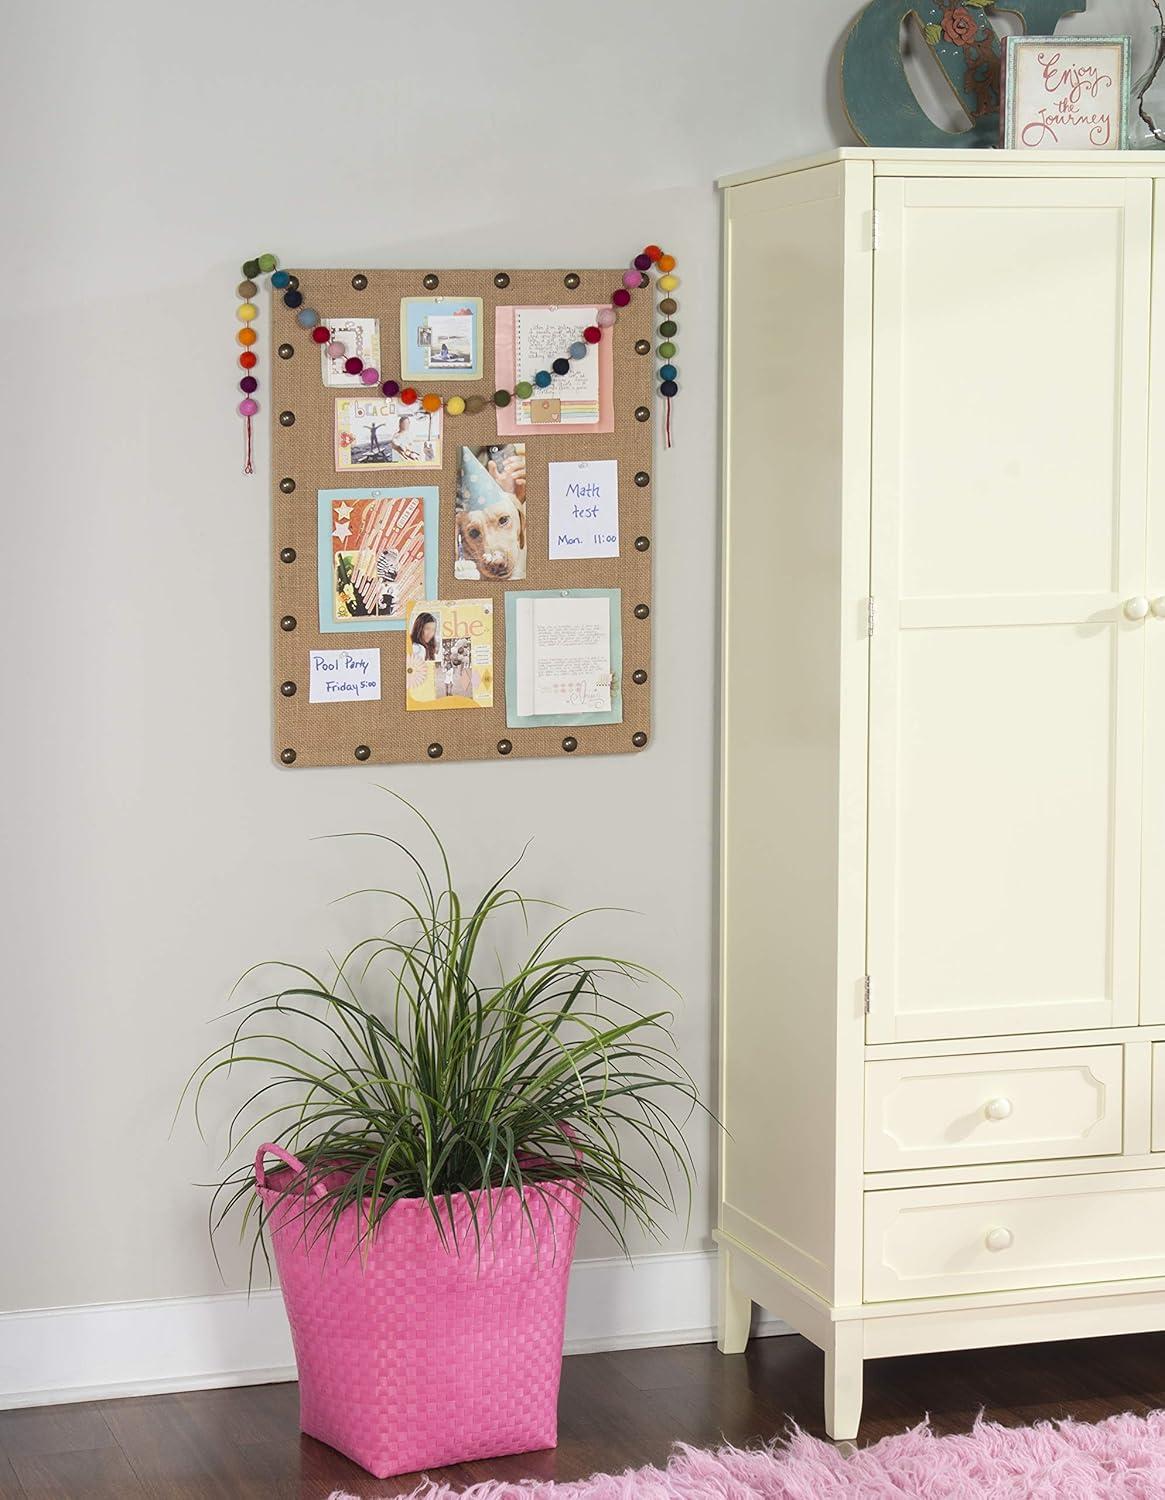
233, 245, 678, 471
235, 253, 280, 471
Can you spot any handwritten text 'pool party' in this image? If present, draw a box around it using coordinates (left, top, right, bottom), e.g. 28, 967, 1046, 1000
309, 649, 382, 703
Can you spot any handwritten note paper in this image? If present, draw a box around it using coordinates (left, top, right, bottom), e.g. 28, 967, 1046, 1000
515, 596, 612, 717
548, 460, 619, 560
513, 307, 601, 425
309, 649, 381, 703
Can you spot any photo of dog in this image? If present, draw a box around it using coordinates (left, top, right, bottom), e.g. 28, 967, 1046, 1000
454, 443, 527, 581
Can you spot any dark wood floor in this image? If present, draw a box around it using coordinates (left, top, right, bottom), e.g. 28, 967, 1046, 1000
4, 1330, 1165, 1498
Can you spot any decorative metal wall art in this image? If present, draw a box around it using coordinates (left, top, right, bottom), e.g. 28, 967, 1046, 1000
841, 0, 1080, 147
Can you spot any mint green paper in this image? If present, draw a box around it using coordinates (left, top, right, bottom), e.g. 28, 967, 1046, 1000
504, 589, 623, 730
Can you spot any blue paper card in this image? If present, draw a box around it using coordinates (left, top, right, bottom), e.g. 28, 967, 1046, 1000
317, 487, 438, 633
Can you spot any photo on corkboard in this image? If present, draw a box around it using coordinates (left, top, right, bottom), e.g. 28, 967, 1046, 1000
401, 296, 482, 380
334, 395, 443, 471
320, 317, 381, 387
405, 598, 494, 710
316, 487, 438, 634
454, 442, 527, 581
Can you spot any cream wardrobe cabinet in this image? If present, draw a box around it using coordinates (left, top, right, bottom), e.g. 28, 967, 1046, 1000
717, 149, 1165, 1441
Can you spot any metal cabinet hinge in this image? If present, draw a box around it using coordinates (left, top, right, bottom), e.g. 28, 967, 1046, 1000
867, 597, 876, 637
863, 975, 872, 1015
871, 210, 880, 251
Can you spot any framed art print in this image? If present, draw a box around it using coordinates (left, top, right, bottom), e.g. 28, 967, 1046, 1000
1002, 35, 1130, 150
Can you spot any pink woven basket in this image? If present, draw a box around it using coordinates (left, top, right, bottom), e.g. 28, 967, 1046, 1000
254, 1143, 582, 1480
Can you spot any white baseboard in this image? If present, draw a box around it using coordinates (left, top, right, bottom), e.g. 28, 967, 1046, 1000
0, 1250, 789, 1410
562, 1248, 787, 1354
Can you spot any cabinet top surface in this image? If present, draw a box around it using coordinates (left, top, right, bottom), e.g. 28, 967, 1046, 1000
716, 146, 1165, 190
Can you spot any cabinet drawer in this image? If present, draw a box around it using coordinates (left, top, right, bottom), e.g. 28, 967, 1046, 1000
865, 1171, 1165, 1301
865, 1045, 1123, 1172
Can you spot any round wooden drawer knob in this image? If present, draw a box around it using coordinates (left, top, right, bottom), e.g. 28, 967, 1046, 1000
984, 1097, 1013, 1121
1124, 596, 1150, 621
985, 1227, 1014, 1253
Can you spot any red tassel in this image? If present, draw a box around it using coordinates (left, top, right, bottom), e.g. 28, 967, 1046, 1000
243, 414, 254, 475
665, 396, 672, 450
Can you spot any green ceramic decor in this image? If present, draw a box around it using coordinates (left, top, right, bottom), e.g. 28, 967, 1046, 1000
841, 0, 1080, 147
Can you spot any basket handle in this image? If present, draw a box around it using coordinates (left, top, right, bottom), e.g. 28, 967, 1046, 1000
254, 1143, 328, 1200
557, 1121, 583, 1165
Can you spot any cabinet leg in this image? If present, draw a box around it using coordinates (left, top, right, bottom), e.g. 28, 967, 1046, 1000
824, 1322, 863, 1442
717, 1247, 752, 1354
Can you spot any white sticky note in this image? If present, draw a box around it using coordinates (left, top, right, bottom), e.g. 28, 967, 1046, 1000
548, 460, 619, 559
309, 648, 381, 703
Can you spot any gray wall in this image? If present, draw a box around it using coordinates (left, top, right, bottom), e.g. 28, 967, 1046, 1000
0, 0, 852, 1312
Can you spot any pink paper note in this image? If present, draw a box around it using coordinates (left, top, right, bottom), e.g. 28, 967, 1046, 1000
494, 305, 615, 438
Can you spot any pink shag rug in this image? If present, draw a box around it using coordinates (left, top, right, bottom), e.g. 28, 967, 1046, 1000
330, 1413, 1165, 1498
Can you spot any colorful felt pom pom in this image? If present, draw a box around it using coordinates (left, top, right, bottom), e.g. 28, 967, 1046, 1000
235, 239, 681, 473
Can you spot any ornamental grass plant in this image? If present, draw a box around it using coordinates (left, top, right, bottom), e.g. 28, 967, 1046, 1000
184, 796, 700, 1279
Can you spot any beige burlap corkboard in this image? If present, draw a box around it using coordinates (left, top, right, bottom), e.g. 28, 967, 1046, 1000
270, 268, 654, 768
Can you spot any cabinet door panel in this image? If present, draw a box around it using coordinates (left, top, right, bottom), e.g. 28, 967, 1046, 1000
868, 177, 1150, 1044
1142, 182, 1165, 1024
